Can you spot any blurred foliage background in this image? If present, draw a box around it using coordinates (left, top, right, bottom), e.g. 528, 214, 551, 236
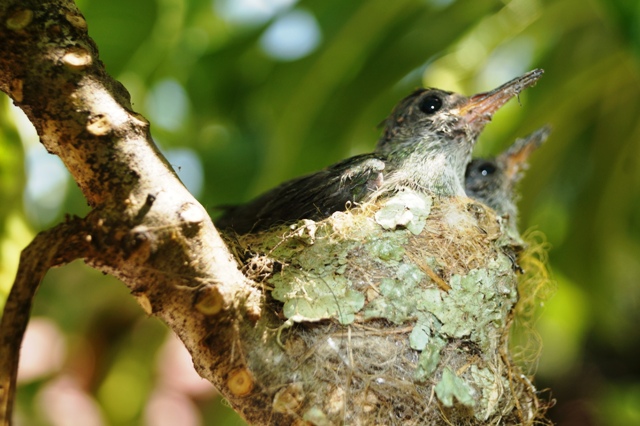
1, 0, 639, 424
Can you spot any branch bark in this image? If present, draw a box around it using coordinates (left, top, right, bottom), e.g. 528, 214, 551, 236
0, 1, 262, 424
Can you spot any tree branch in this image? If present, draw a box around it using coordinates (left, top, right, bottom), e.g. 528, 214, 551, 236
0, 217, 88, 424
0, 1, 262, 424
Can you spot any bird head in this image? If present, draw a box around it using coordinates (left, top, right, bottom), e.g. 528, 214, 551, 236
376, 69, 544, 159
465, 125, 551, 217
374, 69, 544, 196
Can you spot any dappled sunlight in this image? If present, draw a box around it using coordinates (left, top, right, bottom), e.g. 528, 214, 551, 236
36, 376, 105, 426
7, 101, 69, 226
144, 389, 202, 426
259, 9, 322, 61
145, 79, 190, 132
17, 318, 66, 383
213, 0, 298, 26
164, 147, 205, 197
155, 333, 216, 397
536, 273, 590, 377
24, 146, 69, 225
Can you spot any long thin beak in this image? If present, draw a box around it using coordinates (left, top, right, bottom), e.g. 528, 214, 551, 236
458, 69, 544, 130
500, 125, 551, 182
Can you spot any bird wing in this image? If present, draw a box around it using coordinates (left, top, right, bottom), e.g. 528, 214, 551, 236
215, 153, 386, 234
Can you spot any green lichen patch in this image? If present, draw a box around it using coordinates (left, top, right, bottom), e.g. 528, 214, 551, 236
468, 365, 508, 421
363, 263, 429, 324
374, 190, 432, 235
414, 336, 446, 382
409, 312, 437, 350
435, 367, 475, 407
303, 406, 331, 426
272, 273, 365, 324
367, 236, 406, 263
261, 195, 435, 325
423, 257, 517, 352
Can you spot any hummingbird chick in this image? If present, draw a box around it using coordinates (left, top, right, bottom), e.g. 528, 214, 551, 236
216, 70, 544, 234
465, 125, 551, 228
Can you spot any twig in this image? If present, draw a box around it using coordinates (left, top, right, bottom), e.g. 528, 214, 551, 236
0, 217, 89, 426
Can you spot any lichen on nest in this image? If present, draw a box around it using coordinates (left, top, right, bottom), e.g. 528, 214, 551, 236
223, 189, 549, 425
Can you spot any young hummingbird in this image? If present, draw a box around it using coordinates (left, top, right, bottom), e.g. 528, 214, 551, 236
465, 125, 550, 222
216, 70, 544, 234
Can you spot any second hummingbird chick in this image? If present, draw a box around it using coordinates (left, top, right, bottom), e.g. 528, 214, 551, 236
465, 126, 551, 228
216, 70, 544, 234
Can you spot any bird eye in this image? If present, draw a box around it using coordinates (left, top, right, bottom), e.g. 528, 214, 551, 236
418, 95, 443, 115
479, 162, 497, 176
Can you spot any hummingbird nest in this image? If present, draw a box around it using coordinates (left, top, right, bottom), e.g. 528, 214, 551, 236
222, 190, 552, 425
